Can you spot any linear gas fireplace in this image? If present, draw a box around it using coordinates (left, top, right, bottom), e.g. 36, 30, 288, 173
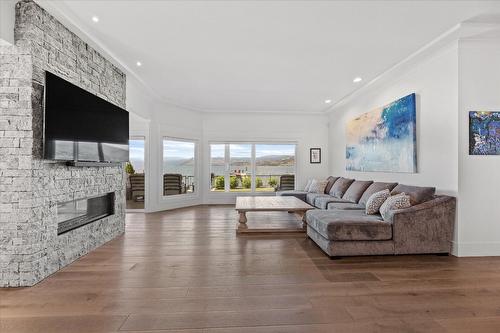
57, 193, 115, 235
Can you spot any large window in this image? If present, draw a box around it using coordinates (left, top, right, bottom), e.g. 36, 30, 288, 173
209, 143, 296, 193
163, 138, 196, 196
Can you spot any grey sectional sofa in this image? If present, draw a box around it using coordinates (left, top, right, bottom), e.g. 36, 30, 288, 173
277, 177, 456, 257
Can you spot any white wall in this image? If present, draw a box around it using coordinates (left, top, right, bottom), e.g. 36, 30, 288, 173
131, 109, 331, 210
202, 112, 330, 204
123, 49, 206, 211
146, 104, 203, 212
328, 44, 459, 196
127, 77, 155, 120
0, 0, 16, 44
456, 39, 500, 256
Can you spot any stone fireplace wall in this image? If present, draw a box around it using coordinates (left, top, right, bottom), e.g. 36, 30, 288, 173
0, 0, 126, 287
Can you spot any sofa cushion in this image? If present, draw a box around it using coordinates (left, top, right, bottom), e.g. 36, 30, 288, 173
276, 190, 307, 202
324, 176, 339, 194
306, 192, 329, 205
359, 182, 399, 206
380, 193, 411, 221
365, 189, 391, 215
314, 196, 350, 209
327, 202, 365, 210
329, 177, 355, 198
391, 184, 436, 205
342, 180, 374, 203
306, 210, 392, 241
309, 179, 328, 193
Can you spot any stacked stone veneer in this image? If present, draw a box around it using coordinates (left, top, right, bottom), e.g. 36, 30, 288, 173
0, 0, 126, 287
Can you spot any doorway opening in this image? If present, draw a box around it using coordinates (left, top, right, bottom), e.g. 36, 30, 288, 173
126, 136, 146, 210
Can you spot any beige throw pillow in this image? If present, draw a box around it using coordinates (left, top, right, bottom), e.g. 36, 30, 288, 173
379, 193, 411, 221
309, 179, 328, 193
365, 189, 391, 215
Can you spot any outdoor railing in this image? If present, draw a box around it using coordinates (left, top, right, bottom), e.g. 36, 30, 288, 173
210, 174, 295, 190
183, 175, 195, 192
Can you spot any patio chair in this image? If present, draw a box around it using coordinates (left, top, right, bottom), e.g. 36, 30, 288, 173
129, 173, 145, 201
278, 174, 295, 191
164, 173, 184, 195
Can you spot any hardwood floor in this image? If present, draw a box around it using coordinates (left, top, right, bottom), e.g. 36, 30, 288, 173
2, 205, 500, 332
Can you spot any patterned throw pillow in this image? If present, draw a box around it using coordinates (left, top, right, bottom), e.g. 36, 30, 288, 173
379, 193, 411, 221
304, 179, 313, 191
309, 179, 328, 193
365, 189, 391, 215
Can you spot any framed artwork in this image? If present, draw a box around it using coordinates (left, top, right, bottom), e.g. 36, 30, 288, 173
346, 93, 417, 173
469, 111, 500, 155
310, 148, 321, 164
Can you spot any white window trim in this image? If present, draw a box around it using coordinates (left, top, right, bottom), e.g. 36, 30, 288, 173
208, 141, 298, 194
161, 136, 199, 200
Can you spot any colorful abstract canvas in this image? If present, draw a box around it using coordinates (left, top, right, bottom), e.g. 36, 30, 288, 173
469, 111, 500, 155
346, 93, 417, 173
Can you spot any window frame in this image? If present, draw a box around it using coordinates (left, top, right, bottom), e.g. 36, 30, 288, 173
161, 136, 199, 199
208, 141, 297, 194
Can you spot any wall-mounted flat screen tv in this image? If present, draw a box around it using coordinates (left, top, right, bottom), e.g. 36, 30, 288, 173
44, 71, 129, 162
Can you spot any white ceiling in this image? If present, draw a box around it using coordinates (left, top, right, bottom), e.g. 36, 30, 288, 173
40, 0, 500, 113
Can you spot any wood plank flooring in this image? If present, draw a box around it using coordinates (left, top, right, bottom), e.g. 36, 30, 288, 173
2, 205, 500, 332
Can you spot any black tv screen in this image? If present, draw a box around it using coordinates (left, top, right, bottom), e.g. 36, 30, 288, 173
44, 71, 129, 162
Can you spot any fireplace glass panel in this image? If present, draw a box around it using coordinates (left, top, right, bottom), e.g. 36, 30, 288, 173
57, 193, 115, 235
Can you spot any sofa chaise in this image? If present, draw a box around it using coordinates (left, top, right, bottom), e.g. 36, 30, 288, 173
277, 177, 456, 257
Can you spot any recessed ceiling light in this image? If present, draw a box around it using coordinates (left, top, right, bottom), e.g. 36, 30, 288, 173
353, 77, 362, 83
92, 16, 99, 23
324, 99, 332, 104
136, 61, 142, 67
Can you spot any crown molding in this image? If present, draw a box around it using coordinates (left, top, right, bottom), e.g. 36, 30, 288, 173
200, 109, 326, 115
324, 24, 461, 113
325, 21, 500, 113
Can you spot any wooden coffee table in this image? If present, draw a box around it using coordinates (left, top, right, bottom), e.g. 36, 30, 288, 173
235, 196, 314, 234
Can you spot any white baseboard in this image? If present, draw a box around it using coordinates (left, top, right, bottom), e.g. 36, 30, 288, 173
452, 241, 500, 257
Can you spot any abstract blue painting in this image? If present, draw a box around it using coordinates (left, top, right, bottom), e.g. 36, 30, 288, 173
346, 93, 417, 173
469, 111, 500, 155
